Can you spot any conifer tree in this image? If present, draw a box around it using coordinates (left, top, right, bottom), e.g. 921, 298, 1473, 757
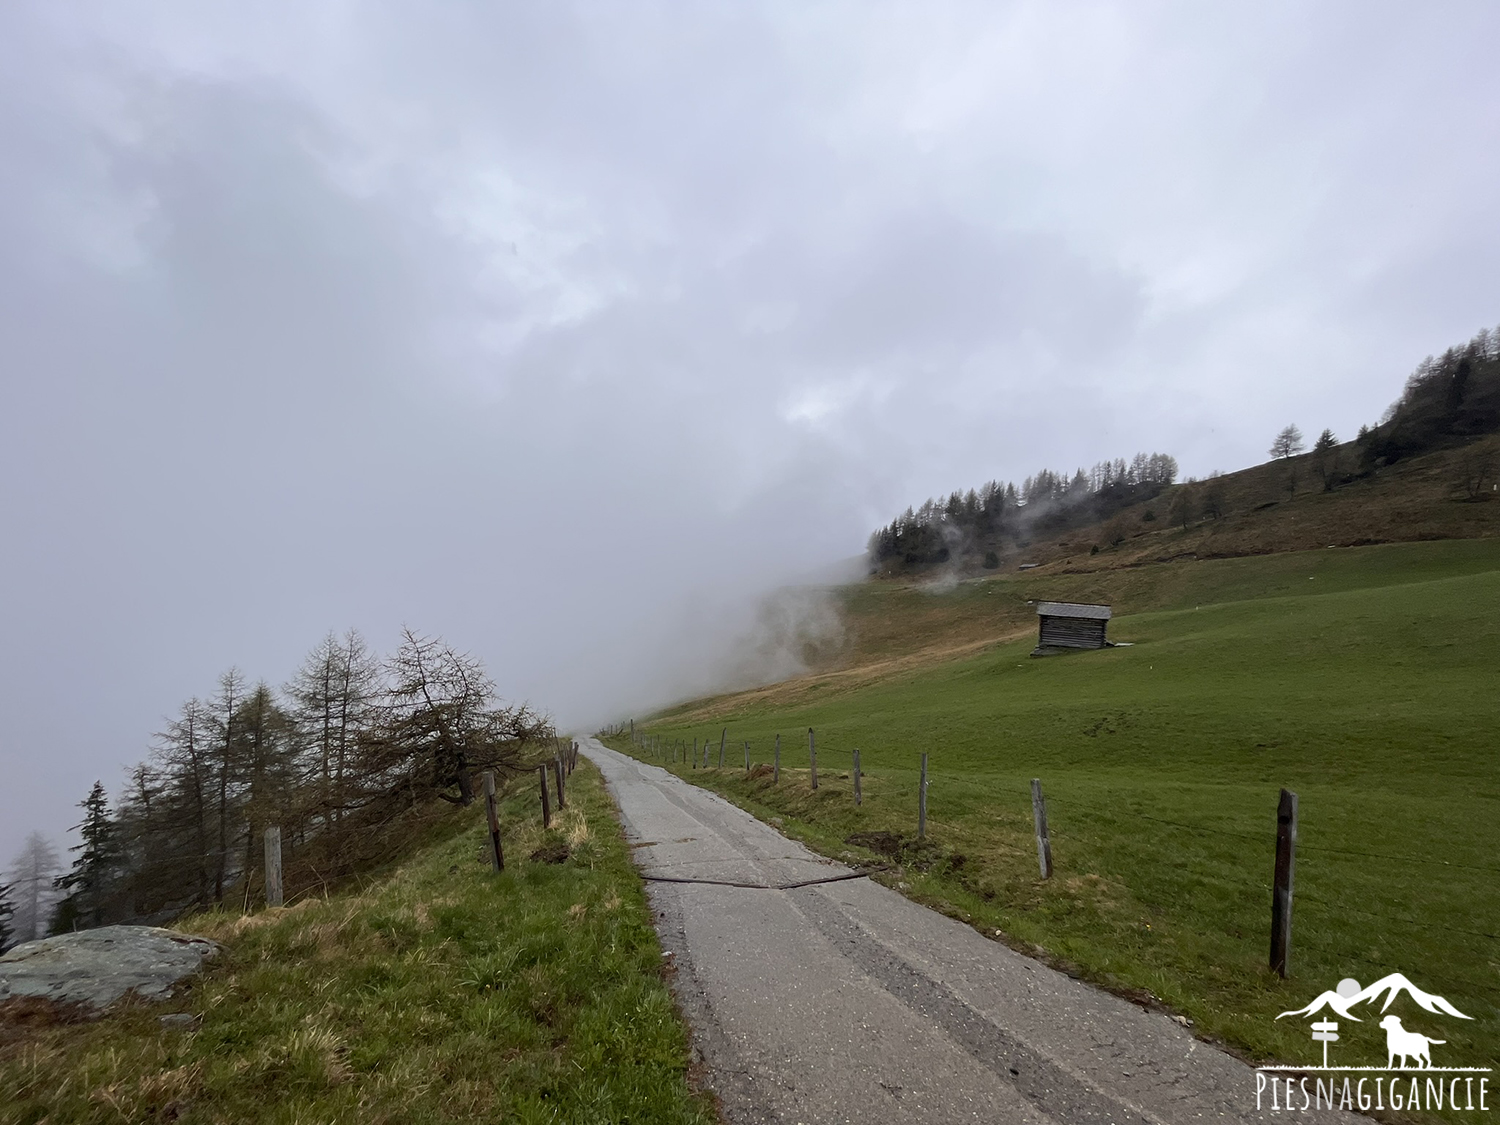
54, 781, 121, 931
7, 832, 60, 944
1312, 428, 1339, 490
0, 877, 14, 951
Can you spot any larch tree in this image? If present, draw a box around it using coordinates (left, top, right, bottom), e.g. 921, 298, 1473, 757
234, 682, 296, 895
1201, 476, 1227, 520
145, 699, 215, 910
367, 628, 549, 807
0, 876, 14, 951
1269, 425, 1305, 459
206, 669, 246, 904
1169, 486, 1197, 530
7, 831, 61, 944
287, 630, 379, 836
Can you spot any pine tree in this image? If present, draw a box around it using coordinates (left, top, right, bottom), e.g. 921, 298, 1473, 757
1312, 428, 1339, 490
53, 781, 121, 931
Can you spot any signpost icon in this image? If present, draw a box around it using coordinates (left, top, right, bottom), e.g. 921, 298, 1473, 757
1311, 1020, 1339, 1068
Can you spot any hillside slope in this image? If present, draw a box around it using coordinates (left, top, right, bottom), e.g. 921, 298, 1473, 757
622, 540, 1500, 1112
0, 764, 715, 1124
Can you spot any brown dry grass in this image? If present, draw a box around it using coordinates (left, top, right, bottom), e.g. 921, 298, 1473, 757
658, 435, 1500, 716
994, 432, 1500, 576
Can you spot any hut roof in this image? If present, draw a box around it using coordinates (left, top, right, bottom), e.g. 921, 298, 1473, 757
1035, 601, 1112, 620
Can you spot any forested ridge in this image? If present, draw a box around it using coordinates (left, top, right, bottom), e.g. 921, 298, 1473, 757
867, 452, 1180, 573
1, 630, 552, 945
870, 322, 1500, 577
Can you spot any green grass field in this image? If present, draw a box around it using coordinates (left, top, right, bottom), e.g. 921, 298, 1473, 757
616, 540, 1500, 1095
0, 763, 716, 1125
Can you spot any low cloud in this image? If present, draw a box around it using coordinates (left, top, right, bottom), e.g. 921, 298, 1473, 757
3, 3, 1499, 861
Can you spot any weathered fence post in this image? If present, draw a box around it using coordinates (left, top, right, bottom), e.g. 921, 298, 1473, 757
918, 753, 928, 838
539, 764, 552, 829
718, 727, 726, 768
482, 770, 504, 872
774, 733, 780, 783
555, 755, 566, 809
264, 826, 283, 908
853, 748, 862, 806
630, 719, 634, 741
1030, 779, 1053, 879
1270, 788, 1298, 978
809, 728, 818, 789
693, 736, 698, 769
744, 741, 750, 772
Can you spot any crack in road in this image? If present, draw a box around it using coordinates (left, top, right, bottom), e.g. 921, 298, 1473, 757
582, 737, 1362, 1125
641, 870, 872, 891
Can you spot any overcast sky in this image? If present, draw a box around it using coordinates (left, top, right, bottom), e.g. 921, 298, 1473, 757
3, 2, 1499, 867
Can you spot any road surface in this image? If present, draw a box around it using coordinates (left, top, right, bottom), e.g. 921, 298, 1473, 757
582, 737, 1361, 1125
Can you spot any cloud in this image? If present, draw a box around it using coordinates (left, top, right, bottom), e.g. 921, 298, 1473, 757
2, 1, 1499, 862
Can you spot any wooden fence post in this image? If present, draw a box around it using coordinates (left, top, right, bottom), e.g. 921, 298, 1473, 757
1030, 779, 1053, 879
774, 733, 780, 783
1270, 788, 1298, 978
744, 741, 750, 772
718, 727, 726, 768
692, 736, 698, 769
630, 719, 634, 741
809, 728, 818, 789
539, 764, 552, 829
918, 753, 928, 838
482, 770, 504, 872
853, 749, 862, 806
555, 755, 566, 809
264, 826, 283, 908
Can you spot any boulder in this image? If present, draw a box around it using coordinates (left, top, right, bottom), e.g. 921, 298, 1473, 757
0, 926, 220, 1012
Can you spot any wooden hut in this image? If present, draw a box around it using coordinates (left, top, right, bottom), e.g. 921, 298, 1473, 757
1032, 601, 1112, 655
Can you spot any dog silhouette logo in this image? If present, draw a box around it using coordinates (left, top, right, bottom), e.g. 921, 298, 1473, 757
1379, 1015, 1444, 1070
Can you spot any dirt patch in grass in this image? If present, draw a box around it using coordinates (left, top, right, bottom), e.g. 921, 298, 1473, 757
528, 839, 571, 864
843, 831, 955, 873
0, 996, 99, 1054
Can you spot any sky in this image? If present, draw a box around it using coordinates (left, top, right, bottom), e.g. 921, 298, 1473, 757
3, 1, 1499, 868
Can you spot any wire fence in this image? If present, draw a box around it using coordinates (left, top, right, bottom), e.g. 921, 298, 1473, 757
615, 724, 1500, 1000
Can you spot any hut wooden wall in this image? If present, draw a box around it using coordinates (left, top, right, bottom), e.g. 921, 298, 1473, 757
1038, 616, 1107, 649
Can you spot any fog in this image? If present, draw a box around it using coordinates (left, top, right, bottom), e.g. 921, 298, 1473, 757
3, 2, 1499, 865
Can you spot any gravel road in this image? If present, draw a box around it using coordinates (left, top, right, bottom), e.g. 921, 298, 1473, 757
581, 737, 1357, 1125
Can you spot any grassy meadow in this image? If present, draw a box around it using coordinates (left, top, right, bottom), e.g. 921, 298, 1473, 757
613, 540, 1500, 1088
0, 762, 716, 1125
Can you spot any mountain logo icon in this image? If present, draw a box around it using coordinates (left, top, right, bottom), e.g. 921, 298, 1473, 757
1263, 972, 1486, 1075
1277, 972, 1472, 1026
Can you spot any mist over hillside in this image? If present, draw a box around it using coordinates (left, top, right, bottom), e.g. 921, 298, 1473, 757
869, 322, 1500, 579
5, 5, 1500, 903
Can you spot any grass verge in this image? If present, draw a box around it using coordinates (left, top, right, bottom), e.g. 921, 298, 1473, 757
615, 541, 1500, 1120
0, 761, 716, 1125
